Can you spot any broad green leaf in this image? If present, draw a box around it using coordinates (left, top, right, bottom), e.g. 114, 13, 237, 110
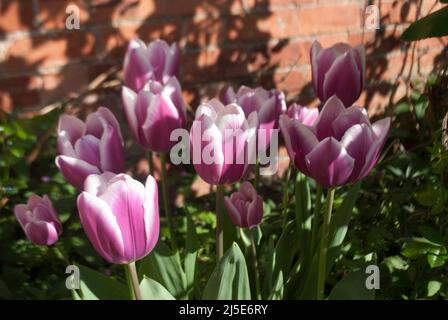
382, 255, 409, 273
274, 220, 299, 278
140, 276, 175, 300
418, 226, 443, 245
184, 209, 199, 298
295, 173, 311, 253
203, 242, 251, 300
77, 264, 128, 300
427, 280, 442, 297
268, 270, 284, 300
401, 237, 439, 258
401, 7, 448, 41
427, 246, 447, 268
328, 256, 376, 300
139, 241, 187, 299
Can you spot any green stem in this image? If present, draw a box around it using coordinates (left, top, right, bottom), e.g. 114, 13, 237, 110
125, 261, 142, 300
317, 188, 335, 300
254, 160, 260, 190
147, 151, 154, 176
160, 153, 178, 253
216, 185, 225, 263
281, 164, 292, 228
124, 265, 136, 300
249, 230, 261, 300
310, 186, 323, 253
54, 244, 70, 266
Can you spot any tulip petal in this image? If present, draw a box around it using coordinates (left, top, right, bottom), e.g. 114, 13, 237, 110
147, 40, 169, 81
223, 86, 236, 105
123, 44, 153, 92
323, 51, 361, 107
247, 194, 263, 229
332, 106, 370, 140
99, 123, 125, 173
56, 155, 101, 190
25, 221, 59, 246
57, 115, 86, 157
354, 44, 366, 88
74, 135, 101, 167
143, 175, 159, 255
314, 95, 346, 140
224, 196, 243, 227
14, 204, 29, 228
84, 172, 116, 195
305, 137, 355, 188
164, 43, 180, 79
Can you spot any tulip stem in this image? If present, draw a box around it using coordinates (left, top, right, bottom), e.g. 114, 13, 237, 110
254, 160, 260, 190
310, 185, 323, 253
160, 152, 178, 253
216, 184, 225, 263
124, 265, 135, 300
317, 188, 335, 300
249, 230, 262, 300
281, 164, 292, 228
126, 261, 142, 300
147, 151, 154, 176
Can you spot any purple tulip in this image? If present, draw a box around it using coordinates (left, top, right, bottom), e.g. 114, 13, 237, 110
280, 96, 390, 188
122, 76, 187, 153
123, 38, 180, 92
286, 103, 319, 127
224, 181, 263, 229
55, 107, 124, 191
77, 172, 159, 264
224, 85, 286, 136
190, 99, 258, 185
311, 41, 365, 107
15, 194, 62, 246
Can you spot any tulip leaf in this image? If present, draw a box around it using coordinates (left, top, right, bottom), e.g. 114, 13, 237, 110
263, 238, 284, 300
401, 7, 448, 41
76, 264, 128, 300
139, 241, 187, 299
203, 242, 251, 300
295, 173, 311, 254
184, 208, 199, 298
140, 276, 175, 300
268, 269, 284, 300
274, 220, 299, 278
328, 256, 376, 300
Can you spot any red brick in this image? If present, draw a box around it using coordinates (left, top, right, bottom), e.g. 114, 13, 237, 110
2, 31, 96, 72
37, 0, 89, 30
0, 0, 34, 33
186, 16, 225, 48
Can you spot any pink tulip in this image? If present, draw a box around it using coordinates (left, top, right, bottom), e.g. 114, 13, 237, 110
55, 107, 124, 191
311, 41, 365, 107
77, 172, 159, 264
15, 194, 62, 246
122, 76, 187, 153
280, 96, 390, 188
224, 181, 263, 229
190, 99, 258, 185
123, 38, 180, 92
224, 85, 286, 133
286, 103, 319, 126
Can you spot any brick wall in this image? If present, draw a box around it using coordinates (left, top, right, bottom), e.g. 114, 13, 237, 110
0, 0, 447, 116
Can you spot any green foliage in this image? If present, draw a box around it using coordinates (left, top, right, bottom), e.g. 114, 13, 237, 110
401, 6, 448, 41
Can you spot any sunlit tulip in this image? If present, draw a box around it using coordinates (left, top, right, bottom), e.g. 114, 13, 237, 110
311, 41, 365, 107
280, 96, 390, 188
190, 99, 258, 185
122, 77, 187, 153
123, 38, 180, 92
55, 107, 124, 191
286, 103, 319, 126
77, 172, 159, 264
224, 181, 263, 229
15, 194, 62, 246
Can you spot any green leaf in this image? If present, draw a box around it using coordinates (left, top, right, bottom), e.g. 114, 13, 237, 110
140, 276, 175, 300
267, 270, 284, 300
139, 241, 187, 299
427, 280, 442, 297
401, 237, 439, 258
418, 226, 443, 245
328, 256, 376, 300
295, 173, 311, 253
184, 209, 199, 298
77, 264, 128, 300
401, 7, 448, 41
203, 242, 251, 300
427, 246, 447, 268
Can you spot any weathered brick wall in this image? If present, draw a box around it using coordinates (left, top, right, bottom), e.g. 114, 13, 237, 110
0, 0, 447, 115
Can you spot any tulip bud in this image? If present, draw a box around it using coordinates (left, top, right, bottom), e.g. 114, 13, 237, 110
15, 194, 62, 246
77, 172, 159, 264
224, 181, 263, 229
190, 99, 258, 185
280, 95, 390, 188
55, 107, 124, 191
311, 41, 365, 107
286, 103, 319, 127
123, 38, 180, 92
122, 76, 187, 153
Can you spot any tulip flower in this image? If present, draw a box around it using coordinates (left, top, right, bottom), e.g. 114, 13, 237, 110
77, 172, 159, 265
190, 99, 258, 186
15, 194, 62, 246
224, 181, 263, 229
55, 107, 124, 191
286, 103, 319, 126
123, 38, 180, 92
311, 41, 365, 107
280, 95, 390, 188
224, 85, 286, 141
122, 76, 187, 153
